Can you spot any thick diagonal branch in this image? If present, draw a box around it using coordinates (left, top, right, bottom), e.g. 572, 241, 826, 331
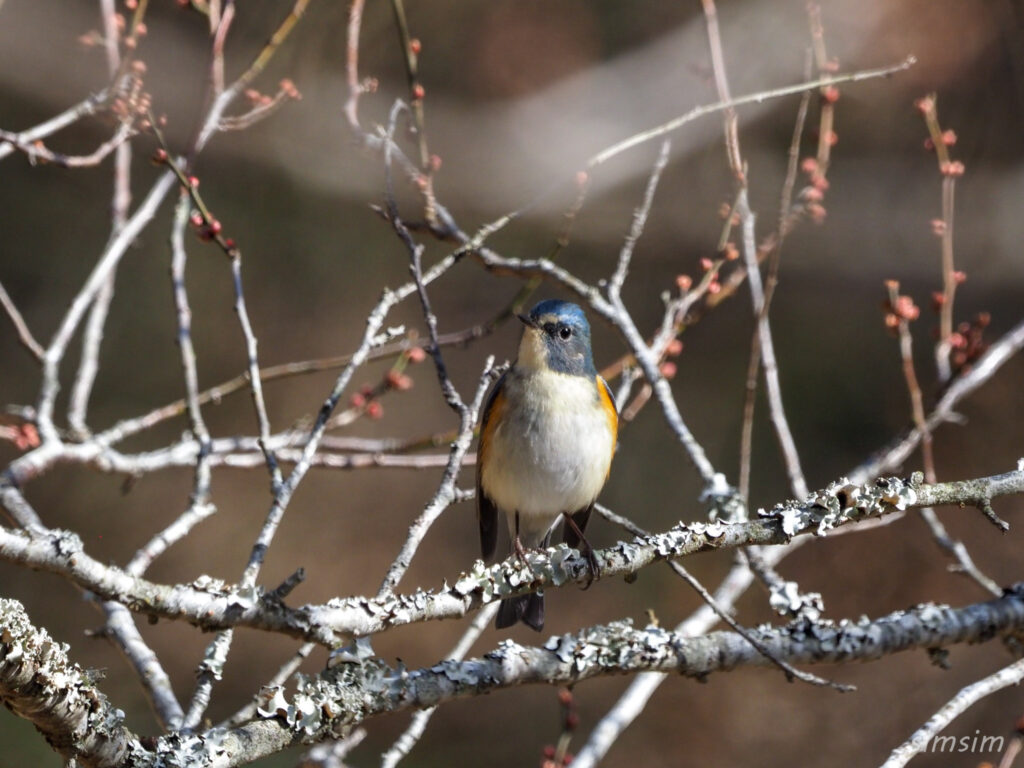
0, 598, 140, 768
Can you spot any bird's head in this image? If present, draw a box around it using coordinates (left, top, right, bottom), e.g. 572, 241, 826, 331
516, 299, 596, 377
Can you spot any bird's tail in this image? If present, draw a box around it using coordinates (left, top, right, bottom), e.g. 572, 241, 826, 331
496, 591, 544, 631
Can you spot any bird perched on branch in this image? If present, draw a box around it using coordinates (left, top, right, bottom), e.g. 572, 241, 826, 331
477, 299, 618, 630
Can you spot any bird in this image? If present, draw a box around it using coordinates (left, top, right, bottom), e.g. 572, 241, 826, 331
476, 299, 618, 631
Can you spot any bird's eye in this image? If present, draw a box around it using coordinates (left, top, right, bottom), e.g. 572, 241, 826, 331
558, 326, 572, 340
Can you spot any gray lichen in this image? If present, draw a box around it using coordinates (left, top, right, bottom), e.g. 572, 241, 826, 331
0, 598, 141, 768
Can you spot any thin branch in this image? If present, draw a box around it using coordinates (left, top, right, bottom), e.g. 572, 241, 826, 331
388, 0, 429, 169
886, 281, 999, 595
595, 503, 849, 691
68, 0, 134, 436
700, 0, 742, 176
194, 0, 311, 151
585, 56, 915, 168
736, 189, 808, 499
882, 657, 1024, 768
375, 359, 497, 595
301, 729, 367, 768
916, 94, 961, 383
99, 603, 184, 730
594, 140, 723, 492
343, 0, 367, 129
739, 53, 813, 502
35, 170, 178, 443
608, 140, 671, 293
93, 321, 493, 449
697, 0, 807, 504
379, 603, 499, 768
0, 122, 135, 168
852, 316, 1024, 483
0, 89, 112, 163
0, 278, 44, 362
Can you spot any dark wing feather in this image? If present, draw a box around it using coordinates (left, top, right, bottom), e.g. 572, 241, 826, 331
476, 371, 507, 560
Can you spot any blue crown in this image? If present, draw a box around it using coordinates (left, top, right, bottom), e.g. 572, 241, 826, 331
528, 299, 589, 328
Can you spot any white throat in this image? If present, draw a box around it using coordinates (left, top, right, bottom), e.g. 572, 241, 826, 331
516, 327, 547, 372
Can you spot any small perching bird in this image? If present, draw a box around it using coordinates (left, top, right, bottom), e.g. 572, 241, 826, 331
476, 299, 618, 630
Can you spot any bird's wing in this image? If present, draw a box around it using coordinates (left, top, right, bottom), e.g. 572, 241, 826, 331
476, 370, 507, 560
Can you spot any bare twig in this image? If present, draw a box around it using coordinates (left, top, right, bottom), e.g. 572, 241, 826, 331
379, 603, 499, 768
67, 0, 134, 437
736, 189, 807, 499
739, 55, 812, 501
94, 321, 494, 448
0, 89, 113, 163
595, 503, 850, 691
586, 56, 915, 168
886, 281, 999, 595
35, 170, 178, 443
698, 0, 807, 503
608, 141, 671, 294
0, 122, 135, 168
916, 94, 961, 383
0, 279, 44, 362
852, 316, 1024, 482
343, 0, 368, 129
882, 657, 1024, 768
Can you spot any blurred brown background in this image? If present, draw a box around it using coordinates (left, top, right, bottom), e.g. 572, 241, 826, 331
2, 1, 1024, 766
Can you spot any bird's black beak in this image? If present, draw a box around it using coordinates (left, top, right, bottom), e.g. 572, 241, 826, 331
516, 313, 537, 329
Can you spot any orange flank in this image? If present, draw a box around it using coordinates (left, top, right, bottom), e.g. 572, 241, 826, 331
596, 376, 618, 478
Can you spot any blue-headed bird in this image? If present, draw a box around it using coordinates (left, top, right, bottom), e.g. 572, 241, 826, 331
477, 300, 618, 630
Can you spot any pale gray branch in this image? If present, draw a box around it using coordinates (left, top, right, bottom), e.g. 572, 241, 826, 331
122, 584, 1024, 768
1, 468, 1019, 644
882, 656, 1024, 768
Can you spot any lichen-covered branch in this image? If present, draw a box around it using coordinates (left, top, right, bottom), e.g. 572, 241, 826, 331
1, 468, 1019, 644
0, 598, 141, 768
126, 584, 1024, 768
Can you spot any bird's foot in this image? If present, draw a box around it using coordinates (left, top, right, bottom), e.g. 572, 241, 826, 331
562, 511, 601, 589
579, 541, 600, 590
513, 535, 529, 563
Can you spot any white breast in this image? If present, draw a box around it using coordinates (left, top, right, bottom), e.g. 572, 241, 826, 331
480, 368, 615, 545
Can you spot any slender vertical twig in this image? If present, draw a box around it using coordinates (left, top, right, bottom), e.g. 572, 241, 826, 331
68, 0, 134, 436
379, 604, 499, 767
739, 58, 812, 502
0, 279, 44, 362
343, 0, 368, 130
35, 170, 178, 444
916, 94, 962, 383
699, 0, 808, 501
885, 281, 999, 595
